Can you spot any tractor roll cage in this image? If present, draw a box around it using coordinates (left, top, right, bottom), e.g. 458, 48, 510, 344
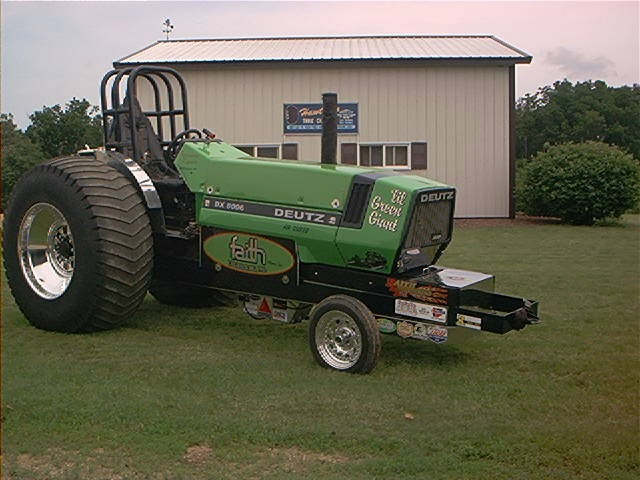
100, 65, 190, 164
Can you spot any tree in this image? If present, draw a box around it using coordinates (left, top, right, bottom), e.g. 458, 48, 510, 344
26, 98, 103, 159
516, 80, 640, 160
517, 142, 640, 225
1, 114, 46, 208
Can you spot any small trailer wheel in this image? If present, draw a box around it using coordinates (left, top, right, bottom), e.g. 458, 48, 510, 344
309, 295, 381, 374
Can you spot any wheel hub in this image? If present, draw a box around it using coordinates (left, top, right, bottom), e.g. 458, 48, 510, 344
51, 225, 75, 272
18, 203, 75, 299
315, 312, 362, 370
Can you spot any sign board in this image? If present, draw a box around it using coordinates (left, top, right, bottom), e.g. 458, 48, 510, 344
283, 103, 358, 134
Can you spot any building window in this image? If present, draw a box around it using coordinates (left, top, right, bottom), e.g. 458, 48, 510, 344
281, 143, 299, 160
256, 146, 279, 158
386, 145, 408, 167
360, 144, 408, 168
233, 145, 280, 159
235, 145, 255, 156
340, 142, 426, 169
360, 145, 384, 166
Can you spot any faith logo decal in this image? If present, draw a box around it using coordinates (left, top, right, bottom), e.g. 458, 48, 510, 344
230, 236, 266, 266
203, 232, 295, 275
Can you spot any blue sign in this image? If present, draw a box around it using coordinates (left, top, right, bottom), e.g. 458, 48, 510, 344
284, 103, 358, 134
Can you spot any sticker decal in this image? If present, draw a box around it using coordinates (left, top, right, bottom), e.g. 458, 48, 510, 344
377, 318, 397, 333
397, 321, 414, 338
386, 278, 448, 305
243, 296, 270, 319
272, 299, 287, 310
244, 302, 261, 317
203, 197, 341, 226
412, 322, 429, 339
456, 314, 482, 330
391, 189, 407, 206
271, 298, 289, 322
348, 251, 387, 270
413, 323, 448, 344
272, 309, 288, 322
367, 189, 407, 232
426, 325, 448, 344
395, 299, 448, 323
258, 298, 272, 314
203, 232, 295, 276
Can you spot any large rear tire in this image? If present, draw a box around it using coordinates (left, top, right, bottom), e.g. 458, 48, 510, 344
2, 156, 153, 332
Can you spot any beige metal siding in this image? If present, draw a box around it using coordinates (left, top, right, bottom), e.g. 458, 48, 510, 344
161, 63, 509, 217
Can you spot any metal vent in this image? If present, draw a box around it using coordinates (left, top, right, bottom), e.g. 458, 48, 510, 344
341, 182, 373, 228
404, 198, 453, 250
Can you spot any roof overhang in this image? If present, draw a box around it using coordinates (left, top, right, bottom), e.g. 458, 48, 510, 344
114, 35, 533, 68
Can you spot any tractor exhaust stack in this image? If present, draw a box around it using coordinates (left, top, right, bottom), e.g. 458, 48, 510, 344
321, 92, 338, 165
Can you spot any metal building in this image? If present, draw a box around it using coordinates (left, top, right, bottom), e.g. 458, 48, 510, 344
115, 35, 531, 217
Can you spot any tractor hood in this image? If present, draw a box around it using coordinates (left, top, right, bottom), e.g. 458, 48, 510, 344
174, 140, 455, 274
175, 141, 378, 211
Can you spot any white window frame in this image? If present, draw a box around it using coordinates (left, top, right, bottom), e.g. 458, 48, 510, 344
233, 144, 281, 159
358, 142, 411, 170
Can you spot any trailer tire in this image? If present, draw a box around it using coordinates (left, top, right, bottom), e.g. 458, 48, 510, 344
2, 156, 153, 332
149, 280, 233, 308
309, 295, 381, 374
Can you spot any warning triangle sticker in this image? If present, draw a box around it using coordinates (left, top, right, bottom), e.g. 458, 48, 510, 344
258, 298, 272, 314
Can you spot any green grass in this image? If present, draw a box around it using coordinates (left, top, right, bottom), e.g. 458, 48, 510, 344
3, 217, 639, 479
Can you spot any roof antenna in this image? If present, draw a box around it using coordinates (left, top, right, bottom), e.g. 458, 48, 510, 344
162, 19, 174, 40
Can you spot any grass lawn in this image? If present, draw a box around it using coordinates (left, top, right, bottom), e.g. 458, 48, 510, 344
2, 216, 639, 479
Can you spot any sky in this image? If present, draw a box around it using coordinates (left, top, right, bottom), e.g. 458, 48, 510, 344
2, 0, 639, 128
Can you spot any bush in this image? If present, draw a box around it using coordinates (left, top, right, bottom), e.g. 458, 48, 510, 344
1, 114, 46, 209
517, 142, 640, 225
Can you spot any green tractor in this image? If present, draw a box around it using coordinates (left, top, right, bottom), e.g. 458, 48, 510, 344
3, 65, 539, 373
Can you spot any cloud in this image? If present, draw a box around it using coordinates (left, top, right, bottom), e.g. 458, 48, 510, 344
3, 2, 637, 127
545, 47, 616, 79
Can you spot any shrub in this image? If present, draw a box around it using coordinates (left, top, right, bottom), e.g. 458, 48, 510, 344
517, 141, 640, 225
1, 114, 46, 209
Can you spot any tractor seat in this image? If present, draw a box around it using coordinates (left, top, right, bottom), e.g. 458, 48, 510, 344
107, 95, 165, 163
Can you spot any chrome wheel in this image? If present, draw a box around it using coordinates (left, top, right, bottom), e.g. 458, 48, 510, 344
18, 203, 75, 299
315, 311, 363, 370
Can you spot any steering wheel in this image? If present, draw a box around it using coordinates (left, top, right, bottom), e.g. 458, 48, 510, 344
167, 128, 203, 161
